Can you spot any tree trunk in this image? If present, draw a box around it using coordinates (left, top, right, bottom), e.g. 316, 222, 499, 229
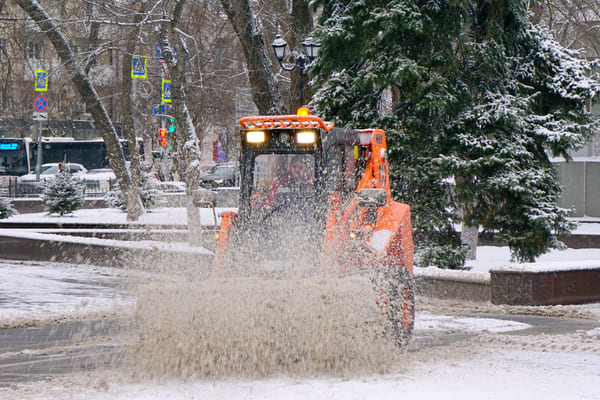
461, 218, 479, 260
220, 0, 285, 114
160, 1, 204, 245
16, 0, 142, 218
456, 174, 479, 260
289, 0, 313, 111
120, 0, 148, 221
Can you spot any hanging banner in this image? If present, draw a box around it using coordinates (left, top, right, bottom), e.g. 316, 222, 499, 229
34, 70, 48, 91
131, 56, 147, 78
217, 127, 227, 162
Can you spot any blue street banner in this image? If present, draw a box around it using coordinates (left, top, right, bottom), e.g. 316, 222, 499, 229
34, 70, 48, 91
131, 56, 147, 78
217, 127, 228, 162
162, 80, 172, 103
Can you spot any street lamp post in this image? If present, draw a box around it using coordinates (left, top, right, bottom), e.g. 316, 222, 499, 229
271, 34, 320, 106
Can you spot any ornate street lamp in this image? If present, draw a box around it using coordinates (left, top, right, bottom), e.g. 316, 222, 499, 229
271, 34, 321, 106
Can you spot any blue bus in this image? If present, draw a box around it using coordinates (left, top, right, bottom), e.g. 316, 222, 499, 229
0, 137, 143, 179
0, 138, 32, 178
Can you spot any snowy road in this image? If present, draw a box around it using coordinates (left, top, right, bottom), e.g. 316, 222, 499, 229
0, 259, 599, 399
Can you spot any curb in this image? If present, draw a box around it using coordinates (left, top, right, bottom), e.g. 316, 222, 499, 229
2, 229, 600, 306
0, 231, 213, 277
490, 266, 600, 306
415, 265, 600, 306
415, 275, 490, 302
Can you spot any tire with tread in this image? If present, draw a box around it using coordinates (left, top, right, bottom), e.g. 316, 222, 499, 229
372, 266, 415, 346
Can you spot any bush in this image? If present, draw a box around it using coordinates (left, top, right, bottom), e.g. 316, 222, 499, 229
105, 172, 161, 211
42, 171, 85, 216
414, 242, 468, 270
0, 197, 16, 219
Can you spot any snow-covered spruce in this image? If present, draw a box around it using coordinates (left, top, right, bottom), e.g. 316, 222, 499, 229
0, 197, 17, 219
42, 171, 85, 216
311, 1, 600, 267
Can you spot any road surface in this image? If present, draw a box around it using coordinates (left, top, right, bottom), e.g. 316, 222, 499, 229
0, 259, 599, 398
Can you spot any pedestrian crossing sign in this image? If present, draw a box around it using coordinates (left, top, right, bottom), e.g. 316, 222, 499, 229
34, 70, 48, 91
131, 56, 147, 78
162, 80, 172, 103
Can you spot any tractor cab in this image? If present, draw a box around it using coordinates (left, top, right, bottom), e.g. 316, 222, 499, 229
213, 109, 363, 275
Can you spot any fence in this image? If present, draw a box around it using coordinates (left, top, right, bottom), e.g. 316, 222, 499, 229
0, 177, 116, 198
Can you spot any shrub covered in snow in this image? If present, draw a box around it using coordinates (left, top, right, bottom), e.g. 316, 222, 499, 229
105, 172, 161, 212
0, 197, 17, 219
42, 171, 85, 216
415, 242, 468, 270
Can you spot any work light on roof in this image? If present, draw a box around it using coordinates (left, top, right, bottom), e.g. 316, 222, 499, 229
246, 130, 266, 144
296, 130, 316, 144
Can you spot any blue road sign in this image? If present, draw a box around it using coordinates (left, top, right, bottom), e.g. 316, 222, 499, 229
131, 56, 147, 78
35, 70, 48, 91
162, 80, 172, 103
34, 95, 48, 112
153, 104, 167, 119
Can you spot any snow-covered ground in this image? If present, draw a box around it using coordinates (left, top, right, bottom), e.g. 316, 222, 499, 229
1, 208, 599, 399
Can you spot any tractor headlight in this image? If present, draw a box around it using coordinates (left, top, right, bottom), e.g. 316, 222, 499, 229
246, 130, 266, 143
296, 129, 316, 144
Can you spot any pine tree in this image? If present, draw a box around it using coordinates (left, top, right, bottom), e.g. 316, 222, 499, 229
0, 197, 16, 219
42, 171, 85, 216
311, 0, 599, 266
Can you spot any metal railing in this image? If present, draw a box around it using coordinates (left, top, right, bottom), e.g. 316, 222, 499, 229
0, 177, 117, 198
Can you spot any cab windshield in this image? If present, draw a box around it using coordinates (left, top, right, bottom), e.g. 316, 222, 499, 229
250, 153, 315, 212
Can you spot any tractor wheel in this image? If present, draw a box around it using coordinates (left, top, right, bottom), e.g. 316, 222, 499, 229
372, 266, 415, 346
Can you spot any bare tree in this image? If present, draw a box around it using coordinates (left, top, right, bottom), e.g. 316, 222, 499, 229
15, 0, 145, 220
529, 0, 600, 59
157, 0, 205, 242
220, 0, 284, 114
119, 0, 151, 220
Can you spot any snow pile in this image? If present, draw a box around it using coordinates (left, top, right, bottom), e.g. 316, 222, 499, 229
415, 266, 490, 283
491, 259, 600, 273
0, 229, 212, 255
123, 276, 400, 379
477, 328, 600, 355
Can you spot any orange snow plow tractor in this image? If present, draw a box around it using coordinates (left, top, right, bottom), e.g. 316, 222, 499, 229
209, 108, 414, 345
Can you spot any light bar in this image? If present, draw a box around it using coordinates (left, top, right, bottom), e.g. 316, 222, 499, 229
246, 130, 266, 143
296, 130, 316, 144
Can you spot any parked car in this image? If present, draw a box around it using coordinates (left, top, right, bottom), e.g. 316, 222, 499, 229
83, 168, 117, 193
158, 181, 186, 193
199, 162, 239, 188
19, 163, 88, 183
